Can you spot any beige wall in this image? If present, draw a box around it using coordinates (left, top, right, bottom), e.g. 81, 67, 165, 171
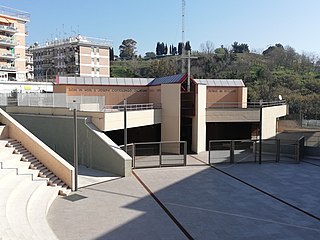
80, 46, 91, 55
192, 85, 206, 153
239, 87, 248, 108
54, 85, 149, 105
148, 85, 161, 104
262, 105, 288, 139
161, 84, 180, 142
207, 86, 244, 107
103, 109, 161, 131
0, 108, 75, 190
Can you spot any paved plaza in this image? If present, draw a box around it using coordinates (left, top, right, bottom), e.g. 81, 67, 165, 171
47, 153, 320, 240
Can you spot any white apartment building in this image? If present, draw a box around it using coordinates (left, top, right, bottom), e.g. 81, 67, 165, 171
30, 35, 111, 81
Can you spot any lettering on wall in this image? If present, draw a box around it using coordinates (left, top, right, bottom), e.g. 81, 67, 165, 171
208, 89, 236, 93
68, 87, 147, 93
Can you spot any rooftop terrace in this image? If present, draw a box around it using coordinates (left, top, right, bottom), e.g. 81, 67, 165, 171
0, 5, 30, 22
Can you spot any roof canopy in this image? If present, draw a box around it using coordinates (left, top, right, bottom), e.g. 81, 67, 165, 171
57, 75, 245, 87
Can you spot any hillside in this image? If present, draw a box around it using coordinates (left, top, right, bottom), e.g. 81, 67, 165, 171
111, 45, 320, 118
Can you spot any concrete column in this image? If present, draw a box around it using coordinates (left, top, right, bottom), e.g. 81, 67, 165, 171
161, 84, 181, 142
192, 84, 206, 153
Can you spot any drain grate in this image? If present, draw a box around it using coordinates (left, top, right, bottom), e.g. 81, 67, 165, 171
63, 194, 87, 202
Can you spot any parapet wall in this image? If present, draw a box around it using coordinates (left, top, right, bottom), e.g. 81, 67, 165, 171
10, 113, 132, 177
0, 108, 75, 190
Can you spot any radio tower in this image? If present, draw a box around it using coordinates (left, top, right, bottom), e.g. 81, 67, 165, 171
181, 0, 186, 73
182, 0, 185, 45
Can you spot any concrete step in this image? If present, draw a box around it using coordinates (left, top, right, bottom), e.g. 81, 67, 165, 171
0, 173, 31, 239
21, 156, 37, 163
59, 186, 72, 196
0, 168, 17, 181
19, 168, 41, 180
0, 139, 10, 148
1, 155, 29, 171
7, 142, 22, 148
39, 169, 51, 177
27, 183, 60, 240
6, 178, 47, 239
49, 179, 63, 187
14, 148, 29, 155
0, 147, 14, 155
22, 153, 35, 161
30, 163, 44, 170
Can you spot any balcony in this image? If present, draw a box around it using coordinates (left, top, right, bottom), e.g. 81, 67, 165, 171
0, 65, 15, 71
0, 25, 18, 34
0, 53, 16, 60
0, 39, 17, 47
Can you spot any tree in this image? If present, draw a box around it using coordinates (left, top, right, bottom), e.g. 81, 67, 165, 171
231, 42, 250, 53
200, 41, 215, 54
119, 39, 137, 60
144, 52, 156, 59
156, 42, 161, 56
178, 42, 184, 55
185, 41, 191, 52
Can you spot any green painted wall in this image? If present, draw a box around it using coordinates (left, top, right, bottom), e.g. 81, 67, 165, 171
11, 114, 131, 176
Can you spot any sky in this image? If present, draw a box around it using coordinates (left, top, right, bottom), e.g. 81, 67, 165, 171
2, 0, 320, 56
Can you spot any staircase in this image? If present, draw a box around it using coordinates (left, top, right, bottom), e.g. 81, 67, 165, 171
0, 132, 71, 239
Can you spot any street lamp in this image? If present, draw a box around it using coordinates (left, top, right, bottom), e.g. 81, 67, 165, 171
73, 100, 78, 191
259, 99, 263, 164
124, 99, 127, 152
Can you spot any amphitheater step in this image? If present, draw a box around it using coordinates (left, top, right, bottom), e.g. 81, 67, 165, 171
6, 177, 48, 239
27, 183, 60, 240
0, 173, 31, 239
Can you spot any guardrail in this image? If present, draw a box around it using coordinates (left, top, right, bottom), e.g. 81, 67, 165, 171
17, 93, 105, 110
208, 137, 303, 164
103, 103, 161, 112
206, 100, 286, 109
121, 141, 187, 169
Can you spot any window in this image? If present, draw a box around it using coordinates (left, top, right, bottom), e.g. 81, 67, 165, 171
96, 47, 99, 53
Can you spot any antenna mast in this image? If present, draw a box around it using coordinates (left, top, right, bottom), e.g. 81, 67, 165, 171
182, 0, 185, 44
181, 0, 186, 73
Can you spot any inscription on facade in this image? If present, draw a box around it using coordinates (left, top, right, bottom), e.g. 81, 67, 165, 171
68, 87, 147, 93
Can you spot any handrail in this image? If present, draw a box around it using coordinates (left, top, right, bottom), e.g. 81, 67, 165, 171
103, 103, 161, 112
207, 100, 286, 109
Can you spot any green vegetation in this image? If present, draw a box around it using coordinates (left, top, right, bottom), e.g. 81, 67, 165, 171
111, 42, 320, 118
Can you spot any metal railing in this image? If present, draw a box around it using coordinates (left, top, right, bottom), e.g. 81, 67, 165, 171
30, 35, 112, 50
206, 100, 286, 109
103, 103, 161, 112
0, 93, 10, 106
17, 93, 105, 110
0, 25, 17, 32
305, 136, 320, 147
0, 65, 15, 71
208, 137, 303, 164
0, 5, 30, 21
121, 141, 187, 169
